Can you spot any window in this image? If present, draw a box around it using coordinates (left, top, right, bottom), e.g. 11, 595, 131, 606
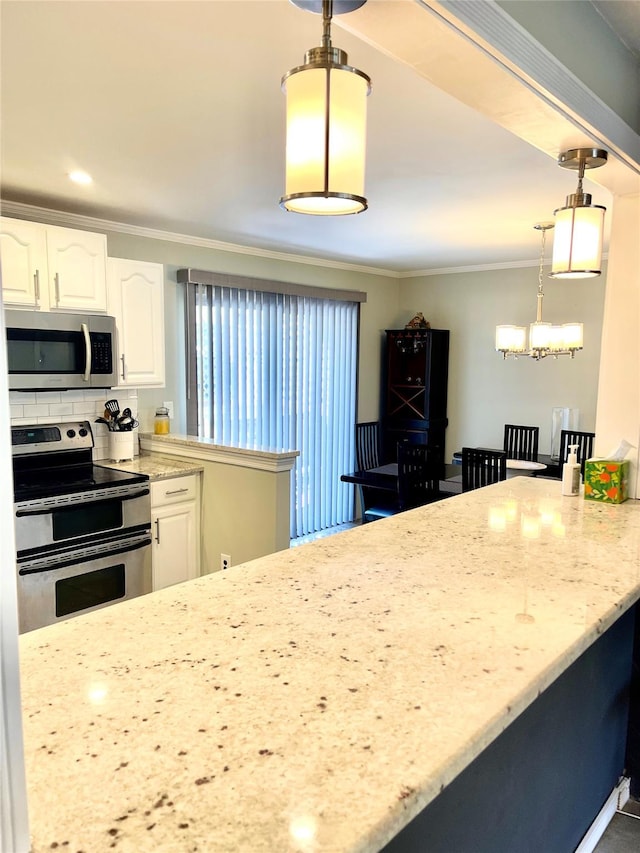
183, 272, 364, 538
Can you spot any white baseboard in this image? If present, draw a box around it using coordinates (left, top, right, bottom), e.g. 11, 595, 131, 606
574, 777, 631, 853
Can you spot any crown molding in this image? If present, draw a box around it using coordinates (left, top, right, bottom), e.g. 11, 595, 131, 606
0, 200, 400, 279
0, 198, 608, 280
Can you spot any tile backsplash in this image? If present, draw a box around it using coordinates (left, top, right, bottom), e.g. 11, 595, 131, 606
9, 388, 140, 461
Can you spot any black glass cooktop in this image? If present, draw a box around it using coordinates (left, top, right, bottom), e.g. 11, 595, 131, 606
13, 463, 148, 503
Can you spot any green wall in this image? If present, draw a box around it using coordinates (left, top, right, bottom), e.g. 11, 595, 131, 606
397, 263, 606, 462
102, 229, 400, 433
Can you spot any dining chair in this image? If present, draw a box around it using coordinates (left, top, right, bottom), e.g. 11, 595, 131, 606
462, 447, 507, 492
559, 429, 595, 476
396, 443, 441, 511
362, 443, 440, 522
355, 422, 397, 522
503, 424, 539, 462
355, 421, 381, 471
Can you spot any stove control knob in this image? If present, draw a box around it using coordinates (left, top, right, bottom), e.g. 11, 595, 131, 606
66, 429, 76, 438
79, 428, 88, 437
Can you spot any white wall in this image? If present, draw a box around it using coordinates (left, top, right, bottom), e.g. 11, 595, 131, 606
397, 264, 606, 462
595, 192, 640, 497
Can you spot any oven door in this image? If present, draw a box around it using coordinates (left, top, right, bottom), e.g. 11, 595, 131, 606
14, 486, 150, 555
17, 532, 151, 633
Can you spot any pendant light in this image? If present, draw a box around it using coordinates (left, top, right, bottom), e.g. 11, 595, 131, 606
280, 0, 371, 215
496, 223, 583, 361
550, 148, 608, 279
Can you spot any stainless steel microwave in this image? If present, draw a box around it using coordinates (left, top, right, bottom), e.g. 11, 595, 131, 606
5, 310, 117, 391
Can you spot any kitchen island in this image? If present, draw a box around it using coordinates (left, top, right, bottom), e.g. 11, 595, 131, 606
18, 478, 640, 852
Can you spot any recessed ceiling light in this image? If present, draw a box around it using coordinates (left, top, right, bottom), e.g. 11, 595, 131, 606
68, 170, 92, 185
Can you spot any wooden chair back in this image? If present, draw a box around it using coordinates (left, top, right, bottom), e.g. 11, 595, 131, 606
355, 421, 381, 471
462, 447, 507, 492
503, 424, 539, 461
397, 443, 440, 510
559, 430, 595, 475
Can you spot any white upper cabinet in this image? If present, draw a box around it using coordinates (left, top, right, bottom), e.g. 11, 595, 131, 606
0, 218, 48, 308
45, 225, 107, 312
107, 257, 165, 387
1, 217, 108, 312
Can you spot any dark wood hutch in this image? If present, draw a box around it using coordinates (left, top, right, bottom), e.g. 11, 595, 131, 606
382, 328, 450, 463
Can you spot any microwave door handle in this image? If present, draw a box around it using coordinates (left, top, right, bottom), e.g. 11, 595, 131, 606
81, 323, 91, 381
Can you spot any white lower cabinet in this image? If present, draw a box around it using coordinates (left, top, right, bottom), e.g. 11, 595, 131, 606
150, 474, 200, 592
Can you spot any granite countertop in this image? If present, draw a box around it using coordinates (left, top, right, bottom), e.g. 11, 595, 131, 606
18, 478, 640, 852
97, 451, 204, 480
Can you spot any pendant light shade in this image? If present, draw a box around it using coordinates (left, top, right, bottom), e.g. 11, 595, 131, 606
281, 0, 371, 215
550, 148, 608, 279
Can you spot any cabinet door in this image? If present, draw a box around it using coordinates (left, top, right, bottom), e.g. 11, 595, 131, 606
46, 225, 107, 312
151, 501, 197, 591
107, 258, 165, 387
0, 218, 48, 308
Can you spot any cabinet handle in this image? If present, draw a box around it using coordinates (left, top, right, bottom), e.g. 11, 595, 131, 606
34, 271, 40, 302
81, 323, 91, 381
121, 353, 127, 381
165, 487, 189, 496
54, 273, 60, 305
154, 518, 160, 544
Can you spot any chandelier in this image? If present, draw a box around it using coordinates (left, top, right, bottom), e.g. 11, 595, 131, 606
496, 223, 583, 361
280, 0, 371, 215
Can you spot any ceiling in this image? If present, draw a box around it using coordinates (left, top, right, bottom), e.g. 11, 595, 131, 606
0, 0, 636, 274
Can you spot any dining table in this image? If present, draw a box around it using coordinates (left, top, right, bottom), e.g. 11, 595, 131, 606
341, 456, 551, 501
341, 462, 464, 497
452, 449, 562, 478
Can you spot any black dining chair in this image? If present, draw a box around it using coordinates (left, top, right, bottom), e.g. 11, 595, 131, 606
354, 421, 397, 522
503, 424, 539, 461
362, 443, 440, 522
397, 443, 441, 511
559, 429, 595, 476
355, 421, 381, 471
462, 447, 507, 492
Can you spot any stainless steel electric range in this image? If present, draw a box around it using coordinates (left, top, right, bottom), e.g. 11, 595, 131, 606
11, 420, 151, 633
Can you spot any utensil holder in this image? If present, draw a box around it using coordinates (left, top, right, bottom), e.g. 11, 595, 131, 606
109, 430, 135, 462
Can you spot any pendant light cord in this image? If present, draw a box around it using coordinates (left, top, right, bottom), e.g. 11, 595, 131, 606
322, 0, 333, 48
536, 226, 547, 323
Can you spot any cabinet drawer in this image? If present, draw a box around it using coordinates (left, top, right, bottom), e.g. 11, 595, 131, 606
150, 474, 198, 507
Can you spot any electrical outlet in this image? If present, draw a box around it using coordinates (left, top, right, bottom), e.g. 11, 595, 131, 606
163, 401, 174, 420
220, 553, 231, 571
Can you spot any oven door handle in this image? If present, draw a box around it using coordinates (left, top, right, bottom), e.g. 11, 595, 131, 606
18, 536, 152, 576
81, 322, 91, 381
15, 488, 150, 517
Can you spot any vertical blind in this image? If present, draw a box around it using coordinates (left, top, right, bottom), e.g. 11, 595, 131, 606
185, 280, 359, 538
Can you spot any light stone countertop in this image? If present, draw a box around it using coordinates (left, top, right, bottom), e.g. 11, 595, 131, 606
18, 478, 640, 852
139, 431, 299, 473
97, 451, 204, 480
